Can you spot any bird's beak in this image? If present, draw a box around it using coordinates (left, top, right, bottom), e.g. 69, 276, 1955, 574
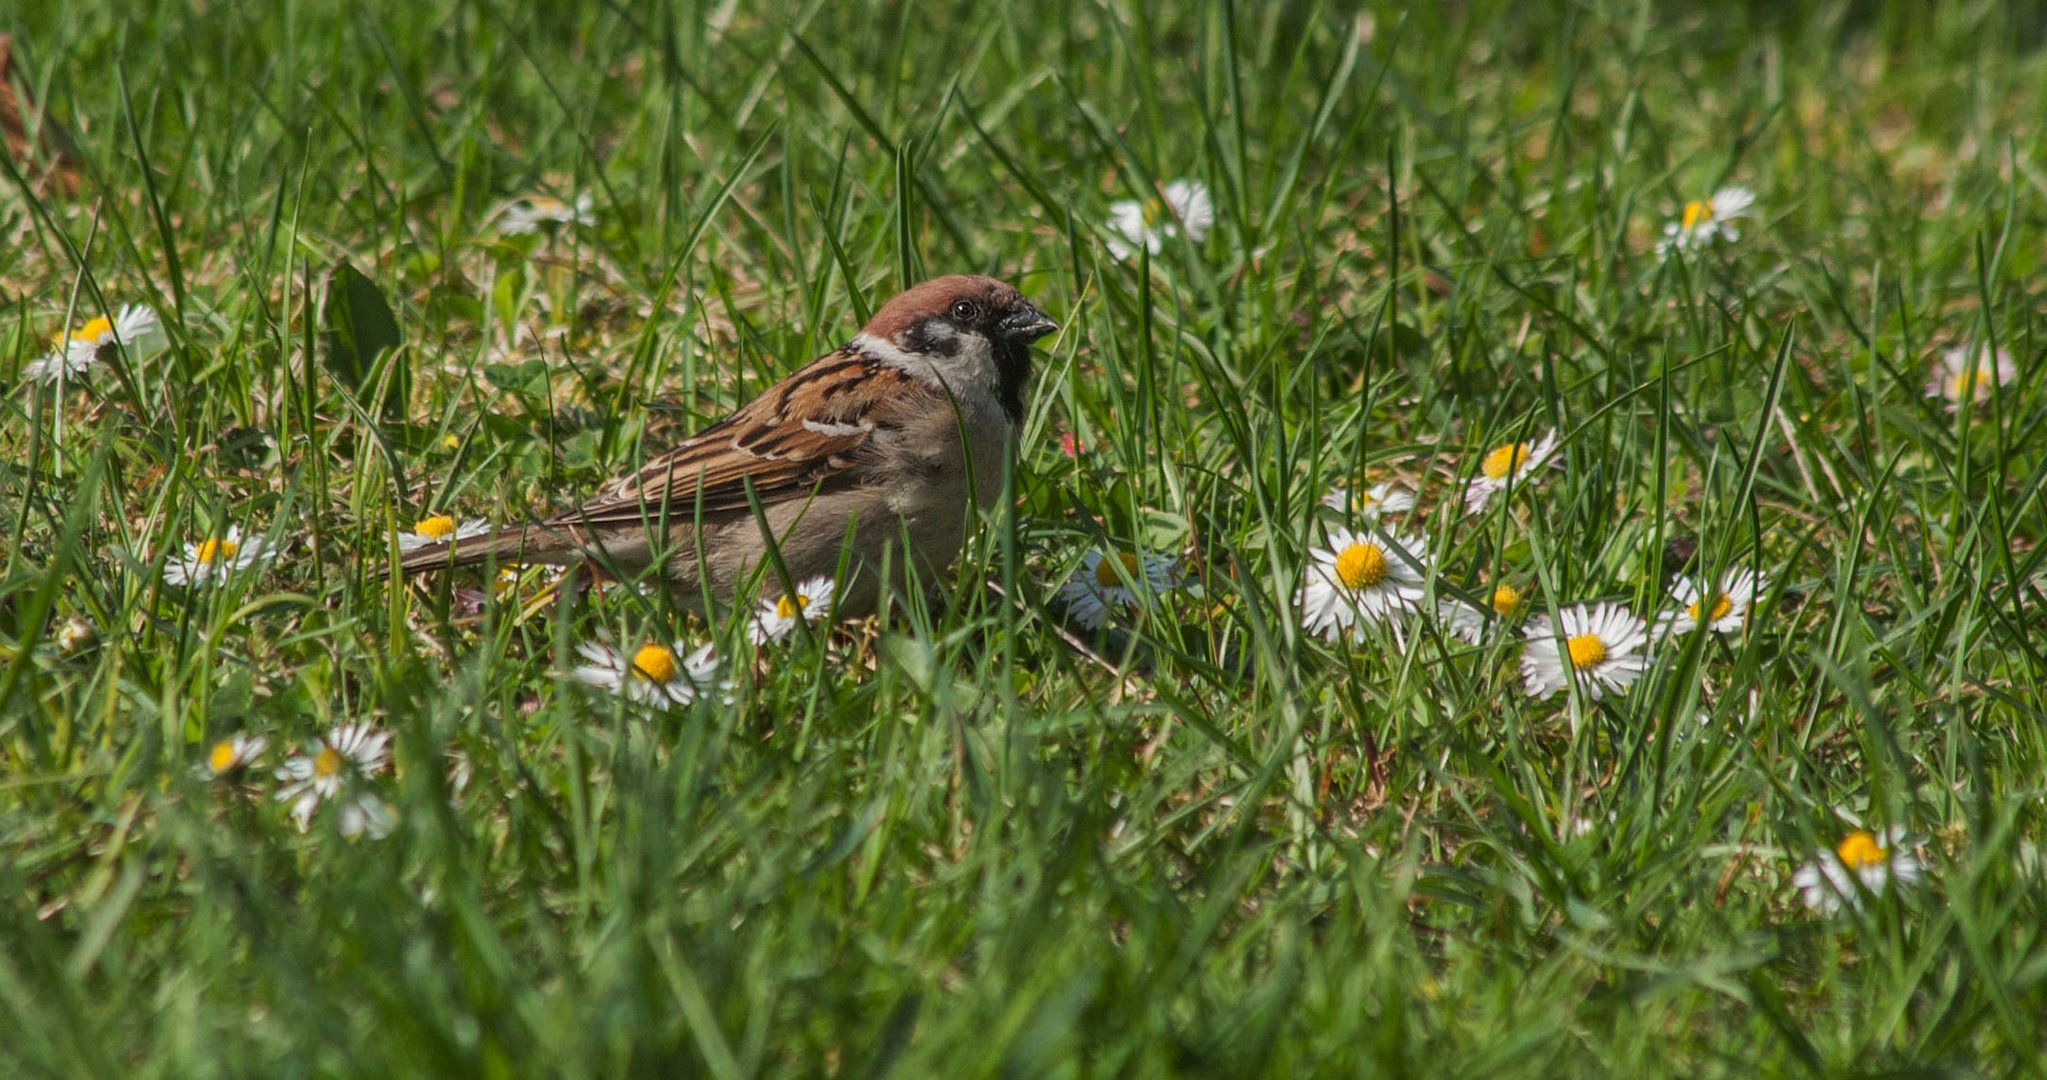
1000, 304, 1059, 343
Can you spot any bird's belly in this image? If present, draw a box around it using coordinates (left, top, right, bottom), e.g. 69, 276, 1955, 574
878, 422, 1008, 561
662, 422, 1009, 616
663, 486, 979, 617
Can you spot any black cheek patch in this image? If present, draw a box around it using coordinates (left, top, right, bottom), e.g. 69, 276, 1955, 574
901, 319, 962, 358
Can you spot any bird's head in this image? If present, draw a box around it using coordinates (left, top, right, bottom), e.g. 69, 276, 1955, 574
853, 275, 1058, 421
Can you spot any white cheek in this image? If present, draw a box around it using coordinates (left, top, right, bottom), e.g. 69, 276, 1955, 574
921, 322, 994, 367
923, 322, 995, 371
852, 330, 998, 397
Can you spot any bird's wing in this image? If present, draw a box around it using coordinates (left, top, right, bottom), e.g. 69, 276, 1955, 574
553, 349, 924, 529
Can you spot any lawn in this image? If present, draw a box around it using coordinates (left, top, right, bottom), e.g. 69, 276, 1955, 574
4, 1, 2046, 1075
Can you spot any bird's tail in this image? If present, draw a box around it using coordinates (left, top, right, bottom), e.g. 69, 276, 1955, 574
394, 526, 580, 576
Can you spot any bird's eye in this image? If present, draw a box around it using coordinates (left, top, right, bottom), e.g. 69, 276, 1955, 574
950, 300, 980, 322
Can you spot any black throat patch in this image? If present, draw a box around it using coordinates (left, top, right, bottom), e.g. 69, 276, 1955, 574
992, 337, 1031, 423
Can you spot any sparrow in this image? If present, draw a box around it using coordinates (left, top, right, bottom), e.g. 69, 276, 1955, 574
398, 274, 1060, 618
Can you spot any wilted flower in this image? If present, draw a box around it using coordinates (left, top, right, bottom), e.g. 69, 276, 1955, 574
55, 616, 96, 654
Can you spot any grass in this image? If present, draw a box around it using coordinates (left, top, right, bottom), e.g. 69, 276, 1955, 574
4, 0, 2047, 1074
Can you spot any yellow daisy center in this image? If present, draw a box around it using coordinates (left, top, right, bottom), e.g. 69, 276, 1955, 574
1095, 552, 1143, 588
208, 740, 238, 773
1681, 199, 1711, 232
1950, 369, 1986, 399
1565, 633, 1607, 670
54, 315, 114, 349
1490, 583, 1523, 617
1481, 442, 1530, 480
312, 745, 343, 779
195, 537, 239, 565
531, 196, 566, 214
414, 514, 458, 541
631, 644, 679, 683
1688, 592, 1733, 623
1834, 830, 1885, 870
775, 592, 813, 620
1140, 198, 1165, 226
1334, 542, 1388, 590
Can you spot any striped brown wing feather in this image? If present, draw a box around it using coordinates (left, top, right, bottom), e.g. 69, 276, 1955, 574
551, 351, 921, 529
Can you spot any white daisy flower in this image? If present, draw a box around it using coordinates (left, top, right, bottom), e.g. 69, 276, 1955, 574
1056, 552, 1187, 630
1656, 186, 1756, 257
749, 575, 837, 645
1520, 602, 1649, 700
1661, 570, 1765, 637
572, 640, 724, 709
396, 513, 489, 553
1442, 581, 1528, 644
1298, 528, 1430, 641
274, 723, 392, 830
1792, 826, 1923, 916
197, 734, 268, 779
1105, 179, 1214, 259
337, 795, 396, 840
1464, 430, 1560, 513
1057, 550, 1178, 629
1562, 809, 1616, 840
25, 304, 168, 384
1320, 480, 1416, 521
1926, 345, 2016, 410
163, 525, 273, 587
498, 193, 593, 235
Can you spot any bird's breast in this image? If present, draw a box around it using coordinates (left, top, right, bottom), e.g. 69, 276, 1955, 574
878, 405, 1011, 515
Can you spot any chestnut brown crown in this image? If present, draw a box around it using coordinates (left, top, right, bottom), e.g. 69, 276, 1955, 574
862, 275, 1054, 343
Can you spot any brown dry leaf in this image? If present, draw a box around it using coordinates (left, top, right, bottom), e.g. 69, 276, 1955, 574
0, 34, 83, 197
